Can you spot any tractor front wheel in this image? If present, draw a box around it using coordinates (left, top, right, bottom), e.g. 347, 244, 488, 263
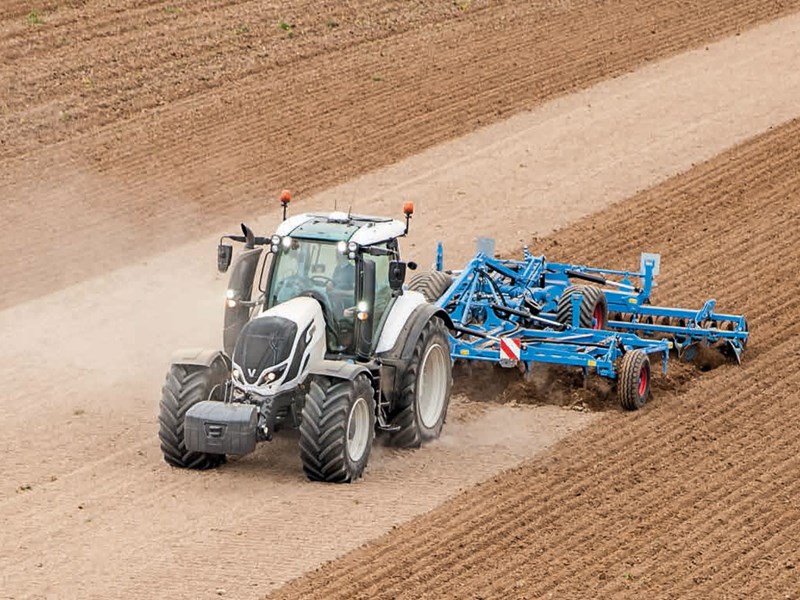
618, 350, 651, 411
390, 317, 453, 448
299, 375, 375, 483
159, 363, 228, 469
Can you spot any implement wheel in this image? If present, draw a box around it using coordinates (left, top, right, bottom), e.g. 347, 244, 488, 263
408, 271, 453, 303
618, 350, 651, 411
556, 285, 608, 330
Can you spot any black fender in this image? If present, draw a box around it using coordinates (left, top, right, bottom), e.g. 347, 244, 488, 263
223, 247, 264, 356
378, 303, 453, 405
309, 360, 372, 382
170, 348, 231, 370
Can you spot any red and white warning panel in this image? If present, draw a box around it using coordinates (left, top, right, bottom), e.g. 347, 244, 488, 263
499, 337, 521, 362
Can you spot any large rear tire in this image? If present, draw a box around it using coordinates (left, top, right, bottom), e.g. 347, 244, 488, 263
159, 362, 228, 470
390, 317, 453, 448
556, 285, 608, 330
299, 375, 375, 483
618, 350, 651, 411
408, 271, 453, 303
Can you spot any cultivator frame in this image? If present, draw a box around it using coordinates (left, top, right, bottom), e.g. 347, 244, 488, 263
433, 243, 748, 399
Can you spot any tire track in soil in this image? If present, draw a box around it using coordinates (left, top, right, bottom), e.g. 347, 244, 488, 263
2, 0, 798, 310
266, 120, 800, 599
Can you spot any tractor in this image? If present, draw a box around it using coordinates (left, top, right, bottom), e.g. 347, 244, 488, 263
158, 194, 453, 483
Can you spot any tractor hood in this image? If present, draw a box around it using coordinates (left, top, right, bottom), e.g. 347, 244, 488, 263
233, 316, 297, 384
231, 297, 327, 388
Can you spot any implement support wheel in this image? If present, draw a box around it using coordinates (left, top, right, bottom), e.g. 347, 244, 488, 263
556, 285, 608, 330
618, 350, 651, 411
407, 271, 453, 303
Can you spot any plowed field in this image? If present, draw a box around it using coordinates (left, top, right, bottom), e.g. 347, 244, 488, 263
2, 2, 800, 599
1, 0, 798, 309
270, 119, 800, 599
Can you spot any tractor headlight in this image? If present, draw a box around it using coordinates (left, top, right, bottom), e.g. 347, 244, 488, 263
225, 289, 236, 299
232, 368, 242, 381
281, 236, 293, 249
270, 235, 281, 253
347, 241, 358, 259
226, 299, 237, 308
258, 366, 285, 385
337, 240, 347, 254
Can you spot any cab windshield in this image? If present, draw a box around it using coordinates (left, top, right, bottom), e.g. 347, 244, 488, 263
267, 239, 356, 351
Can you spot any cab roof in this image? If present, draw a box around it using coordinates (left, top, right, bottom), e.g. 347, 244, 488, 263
275, 212, 406, 246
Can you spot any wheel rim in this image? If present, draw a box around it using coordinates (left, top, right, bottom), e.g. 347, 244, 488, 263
592, 304, 604, 329
418, 342, 449, 429
638, 364, 649, 397
346, 396, 370, 462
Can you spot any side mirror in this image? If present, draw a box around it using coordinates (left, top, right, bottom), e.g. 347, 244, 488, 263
388, 261, 407, 291
217, 244, 233, 273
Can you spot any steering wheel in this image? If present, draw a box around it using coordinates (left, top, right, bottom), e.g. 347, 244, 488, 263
310, 275, 334, 287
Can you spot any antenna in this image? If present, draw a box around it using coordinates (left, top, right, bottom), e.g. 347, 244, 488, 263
348, 205, 352, 218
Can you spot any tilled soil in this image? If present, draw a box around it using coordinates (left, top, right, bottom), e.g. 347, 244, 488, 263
2, 3, 799, 600
2, 0, 798, 309
268, 119, 800, 599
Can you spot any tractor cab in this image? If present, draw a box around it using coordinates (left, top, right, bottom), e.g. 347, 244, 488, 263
222, 208, 412, 360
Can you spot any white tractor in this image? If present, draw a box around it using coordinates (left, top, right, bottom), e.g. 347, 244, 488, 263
158, 194, 454, 482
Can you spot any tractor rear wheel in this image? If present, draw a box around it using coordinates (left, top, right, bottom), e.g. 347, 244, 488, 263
408, 271, 453, 303
390, 317, 453, 448
299, 375, 375, 483
556, 285, 608, 330
618, 350, 651, 411
159, 363, 228, 469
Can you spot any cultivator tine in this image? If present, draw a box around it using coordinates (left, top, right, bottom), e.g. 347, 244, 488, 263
678, 341, 700, 363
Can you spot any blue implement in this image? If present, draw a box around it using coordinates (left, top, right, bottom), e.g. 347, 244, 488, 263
430, 243, 748, 408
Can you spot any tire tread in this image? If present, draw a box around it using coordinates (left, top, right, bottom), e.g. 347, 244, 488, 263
556, 285, 607, 329
158, 365, 226, 470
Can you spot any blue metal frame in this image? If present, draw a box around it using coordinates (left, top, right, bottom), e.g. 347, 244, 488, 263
433, 244, 749, 382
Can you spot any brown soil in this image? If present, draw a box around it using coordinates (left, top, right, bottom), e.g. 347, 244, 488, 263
268, 119, 800, 599
2, 3, 799, 600
1, 0, 798, 310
